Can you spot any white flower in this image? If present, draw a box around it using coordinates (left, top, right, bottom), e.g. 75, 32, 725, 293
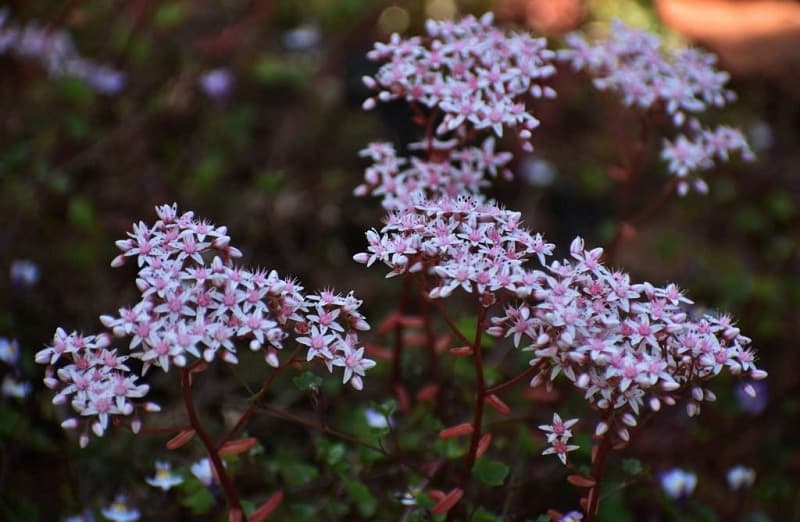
145, 461, 183, 491
101, 495, 140, 522
726, 465, 755, 491
2, 376, 31, 398
0, 337, 19, 366
190, 457, 220, 486
660, 468, 697, 498
364, 408, 391, 429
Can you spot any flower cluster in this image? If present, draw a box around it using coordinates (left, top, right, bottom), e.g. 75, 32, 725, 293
353, 195, 554, 303
355, 138, 512, 211
489, 236, 765, 442
356, 195, 765, 443
538, 413, 579, 464
0, 10, 125, 94
36, 204, 373, 444
559, 20, 753, 195
362, 13, 556, 151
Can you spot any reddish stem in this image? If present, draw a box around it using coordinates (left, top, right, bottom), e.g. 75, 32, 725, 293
217, 347, 302, 450
180, 368, 245, 520
484, 362, 543, 396
446, 298, 487, 521
585, 433, 612, 521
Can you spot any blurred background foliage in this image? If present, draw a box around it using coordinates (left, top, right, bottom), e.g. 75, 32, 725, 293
1, 0, 798, 520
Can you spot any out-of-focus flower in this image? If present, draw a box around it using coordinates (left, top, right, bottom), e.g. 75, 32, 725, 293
520, 156, 557, 187
0, 337, 20, 366
0, 11, 125, 94
282, 24, 321, 51
191, 458, 216, 486
101, 495, 140, 522
10, 259, 39, 288
561, 511, 583, 522
145, 461, 184, 491
735, 380, 767, 415
748, 120, 773, 151
660, 468, 697, 499
64, 511, 95, 522
726, 465, 756, 491
2, 376, 31, 398
364, 407, 392, 429
199, 68, 233, 100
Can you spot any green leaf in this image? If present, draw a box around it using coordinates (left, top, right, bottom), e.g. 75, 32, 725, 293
278, 462, 319, 488
181, 486, 215, 514
621, 458, 643, 476
67, 196, 95, 232
292, 371, 322, 391
472, 457, 510, 487
341, 477, 377, 517
155, 3, 185, 28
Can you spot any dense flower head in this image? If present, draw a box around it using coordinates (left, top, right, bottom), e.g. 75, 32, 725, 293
362, 13, 557, 151
355, 138, 513, 211
36, 204, 372, 444
356, 197, 765, 443
559, 20, 753, 195
0, 10, 125, 94
353, 195, 554, 301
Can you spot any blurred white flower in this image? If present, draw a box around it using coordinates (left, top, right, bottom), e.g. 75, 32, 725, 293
726, 465, 756, 491
2, 375, 31, 398
520, 156, 557, 187
0, 337, 19, 366
199, 68, 233, 100
101, 495, 139, 522
10, 259, 39, 288
282, 24, 321, 51
145, 461, 184, 491
364, 407, 392, 429
660, 468, 697, 499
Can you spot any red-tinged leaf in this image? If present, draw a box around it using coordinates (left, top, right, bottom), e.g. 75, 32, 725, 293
250, 491, 284, 522
449, 346, 473, 356
364, 343, 393, 360
476, 432, 492, 458
415, 383, 439, 402
485, 394, 511, 415
376, 313, 400, 335
398, 315, 425, 328
567, 474, 597, 488
394, 384, 410, 413
431, 488, 463, 515
166, 429, 196, 450
438, 422, 474, 439
579, 495, 590, 511
427, 489, 446, 502
218, 437, 258, 456
435, 334, 452, 353
228, 508, 242, 522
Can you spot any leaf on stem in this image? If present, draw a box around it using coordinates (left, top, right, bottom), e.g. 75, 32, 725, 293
430, 488, 463, 515
438, 422, 474, 439
250, 491, 284, 522
567, 474, 597, 488
485, 394, 511, 415
166, 428, 196, 450
219, 437, 258, 456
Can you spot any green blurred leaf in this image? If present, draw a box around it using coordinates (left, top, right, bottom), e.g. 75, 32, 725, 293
292, 371, 322, 390
67, 196, 95, 232
472, 507, 503, 521
254, 170, 286, 192
155, 3, 185, 28
278, 461, 319, 488
180, 486, 215, 514
472, 457, 509, 487
621, 458, 643, 476
341, 476, 377, 517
